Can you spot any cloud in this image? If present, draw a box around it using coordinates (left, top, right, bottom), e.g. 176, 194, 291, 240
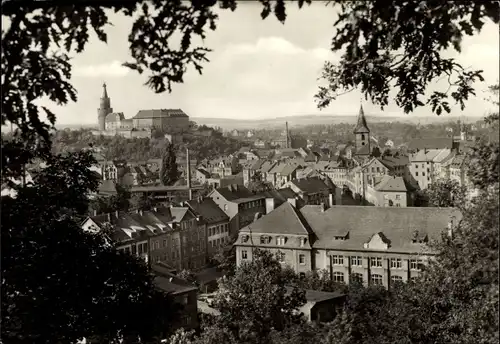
73, 60, 130, 78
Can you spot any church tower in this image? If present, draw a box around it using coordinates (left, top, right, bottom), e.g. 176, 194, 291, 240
97, 82, 113, 131
353, 104, 370, 155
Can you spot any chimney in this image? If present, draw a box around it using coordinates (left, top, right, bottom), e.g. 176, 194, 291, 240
115, 210, 119, 218
335, 187, 342, 205
153, 207, 158, 212
328, 193, 334, 207
320, 202, 326, 212
107, 213, 111, 222
93, 210, 97, 216
139, 209, 143, 216
265, 198, 275, 214
186, 148, 193, 200
287, 198, 296, 208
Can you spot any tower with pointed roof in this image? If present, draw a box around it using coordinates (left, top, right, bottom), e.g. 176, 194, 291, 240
97, 82, 113, 131
353, 104, 370, 156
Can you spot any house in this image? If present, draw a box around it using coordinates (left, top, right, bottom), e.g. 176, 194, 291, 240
255, 187, 301, 213
409, 148, 454, 189
242, 159, 266, 186
186, 197, 231, 256
284, 177, 333, 206
365, 175, 415, 207
235, 203, 461, 288
384, 139, 395, 148
286, 287, 346, 323
208, 184, 266, 236
152, 265, 199, 331
246, 130, 255, 138
82, 206, 207, 271
195, 168, 211, 184
254, 139, 269, 149
322, 161, 348, 187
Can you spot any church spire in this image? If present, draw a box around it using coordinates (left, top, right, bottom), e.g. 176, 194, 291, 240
102, 82, 109, 99
354, 103, 370, 134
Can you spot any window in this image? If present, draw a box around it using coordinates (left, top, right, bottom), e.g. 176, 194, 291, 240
299, 254, 306, 265
370, 257, 383, 267
390, 258, 402, 269
131, 245, 137, 255
138, 244, 143, 255
410, 259, 423, 270
332, 255, 344, 265
396, 203, 401, 207
351, 273, 363, 284
422, 172, 426, 176
299, 238, 306, 247
260, 236, 267, 244
223, 204, 228, 211
163, 239, 167, 247
277, 237, 286, 245
376, 167, 380, 173
361, 134, 365, 140
395, 194, 401, 200
351, 256, 363, 267
371, 274, 383, 285
416, 172, 419, 176
241, 250, 248, 260
155, 241, 160, 249
421, 164, 425, 168
391, 275, 403, 283
333, 271, 345, 283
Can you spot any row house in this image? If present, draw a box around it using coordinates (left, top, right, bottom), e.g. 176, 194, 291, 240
242, 159, 266, 186
365, 175, 414, 207
186, 197, 231, 256
379, 154, 411, 179
267, 162, 301, 188
321, 161, 348, 187
235, 202, 461, 288
345, 158, 390, 198
208, 184, 266, 237
82, 206, 207, 271
409, 148, 453, 190
208, 156, 240, 178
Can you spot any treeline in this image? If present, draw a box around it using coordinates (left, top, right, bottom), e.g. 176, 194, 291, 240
51, 126, 244, 162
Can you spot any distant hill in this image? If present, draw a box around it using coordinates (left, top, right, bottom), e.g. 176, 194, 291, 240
53, 114, 483, 131
189, 114, 480, 131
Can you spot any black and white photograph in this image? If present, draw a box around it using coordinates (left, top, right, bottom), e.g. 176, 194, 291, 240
1, 1, 499, 343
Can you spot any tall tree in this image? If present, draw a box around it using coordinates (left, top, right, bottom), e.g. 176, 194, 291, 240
210, 249, 306, 344
160, 143, 180, 186
1, 151, 175, 344
371, 147, 381, 158
425, 179, 467, 208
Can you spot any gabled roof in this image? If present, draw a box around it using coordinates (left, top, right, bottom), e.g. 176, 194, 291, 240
280, 164, 299, 176
134, 109, 188, 119
186, 197, 229, 224
373, 175, 408, 192
249, 159, 266, 171
153, 274, 197, 295
213, 184, 254, 201
196, 168, 211, 178
289, 177, 330, 194
410, 149, 448, 162
299, 206, 461, 253
241, 201, 311, 236
170, 207, 193, 223
255, 188, 298, 208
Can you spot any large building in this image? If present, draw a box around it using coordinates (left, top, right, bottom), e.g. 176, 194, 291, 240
235, 202, 460, 288
353, 105, 371, 157
94, 83, 191, 137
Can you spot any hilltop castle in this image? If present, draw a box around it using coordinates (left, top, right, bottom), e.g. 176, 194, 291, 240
93, 83, 191, 138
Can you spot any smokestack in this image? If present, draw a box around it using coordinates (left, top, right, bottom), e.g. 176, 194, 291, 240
186, 148, 193, 200
285, 121, 290, 149
93, 210, 97, 216
265, 198, 275, 214
115, 210, 119, 218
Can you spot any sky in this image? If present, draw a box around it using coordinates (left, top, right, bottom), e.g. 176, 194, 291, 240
34, 2, 499, 125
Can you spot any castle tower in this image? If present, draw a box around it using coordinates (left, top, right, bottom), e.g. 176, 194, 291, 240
97, 82, 113, 131
353, 104, 370, 156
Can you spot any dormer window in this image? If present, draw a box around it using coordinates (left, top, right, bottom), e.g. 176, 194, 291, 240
241, 235, 249, 243
299, 238, 307, 247
277, 236, 287, 246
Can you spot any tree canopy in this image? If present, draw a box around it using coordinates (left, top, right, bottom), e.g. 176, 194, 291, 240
160, 143, 181, 186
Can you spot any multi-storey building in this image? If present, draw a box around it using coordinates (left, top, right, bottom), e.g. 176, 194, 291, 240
186, 197, 231, 256
284, 177, 333, 206
235, 202, 461, 288
82, 206, 207, 271
365, 175, 413, 207
208, 184, 266, 236
409, 148, 454, 189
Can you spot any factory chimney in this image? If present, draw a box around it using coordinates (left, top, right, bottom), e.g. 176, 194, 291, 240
186, 148, 193, 200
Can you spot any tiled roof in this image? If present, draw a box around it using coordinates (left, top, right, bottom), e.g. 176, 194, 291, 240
255, 188, 298, 207
249, 159, 266, 171
285, 287, 345, 303
373, 175, 408, 192
290, 177, 330, 194
408, 138, 453, 151
241, 201, 311, 235
98, 180, 117, 194
154, 275, 197, 295
410, 149, 444, 162
186, 197, 229, 224
260, 161, 277, 173
170, 207, 193, 223
134, 109, 188, 119
299, 205, 461, 253
380, 155, 409, 168
213, 184, 254, 201
432, 149, 453, 163
196, 168, 211, 178
280, 164, 299, 176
